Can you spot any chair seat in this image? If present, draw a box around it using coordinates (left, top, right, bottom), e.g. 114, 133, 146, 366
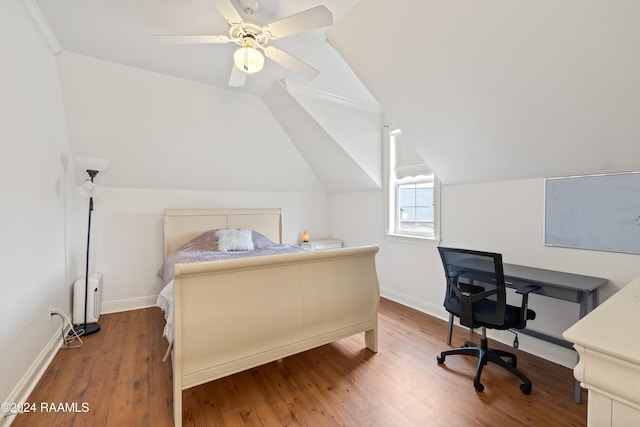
446, 297, 535, 330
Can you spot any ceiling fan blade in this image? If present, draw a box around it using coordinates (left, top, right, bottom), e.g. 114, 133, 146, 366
228, 65, 247, 87
151, 34, 230, 44
263, 5, 333, 39
264, 46, 319, 80
211, 0, 243, 24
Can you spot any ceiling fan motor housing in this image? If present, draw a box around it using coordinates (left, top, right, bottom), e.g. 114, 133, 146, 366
229, 23, 268, 48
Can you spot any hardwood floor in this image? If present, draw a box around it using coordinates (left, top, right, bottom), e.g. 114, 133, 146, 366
12, 298, 587, 426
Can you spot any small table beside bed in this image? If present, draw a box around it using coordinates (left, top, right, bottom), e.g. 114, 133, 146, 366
156, 208, 380, 427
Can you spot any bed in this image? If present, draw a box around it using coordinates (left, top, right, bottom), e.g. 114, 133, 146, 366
157, 208, 380, 427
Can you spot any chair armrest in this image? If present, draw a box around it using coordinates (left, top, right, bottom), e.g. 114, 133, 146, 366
513, 285, 539, 327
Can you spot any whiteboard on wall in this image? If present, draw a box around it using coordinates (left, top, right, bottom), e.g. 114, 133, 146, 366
544, 172, 640, 254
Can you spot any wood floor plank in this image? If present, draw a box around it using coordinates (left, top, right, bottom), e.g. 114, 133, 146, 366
12, 298, 587, 426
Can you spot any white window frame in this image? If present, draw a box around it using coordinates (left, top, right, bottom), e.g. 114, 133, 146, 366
385, 128, 441, 243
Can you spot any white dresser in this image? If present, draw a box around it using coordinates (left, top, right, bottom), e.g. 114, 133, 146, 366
300, 239, 343, 251
563, 274, 640, 426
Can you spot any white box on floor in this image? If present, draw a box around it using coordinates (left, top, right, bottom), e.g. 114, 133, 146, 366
73, 273, 103, 325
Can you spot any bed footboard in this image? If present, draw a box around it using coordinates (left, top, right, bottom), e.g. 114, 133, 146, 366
171, 245, 380, 427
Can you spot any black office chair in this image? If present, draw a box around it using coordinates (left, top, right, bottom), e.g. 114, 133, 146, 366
436, 247, 537, 394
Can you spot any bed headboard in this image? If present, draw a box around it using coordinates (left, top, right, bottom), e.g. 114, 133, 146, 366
163, 208, 283, 257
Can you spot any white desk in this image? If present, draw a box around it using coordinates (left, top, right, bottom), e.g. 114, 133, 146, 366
563, 275, 640, 426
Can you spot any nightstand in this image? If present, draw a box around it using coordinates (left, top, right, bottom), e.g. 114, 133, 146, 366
300, 239, 343, 251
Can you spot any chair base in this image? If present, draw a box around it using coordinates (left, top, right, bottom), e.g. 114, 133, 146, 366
437, 333, 532, 395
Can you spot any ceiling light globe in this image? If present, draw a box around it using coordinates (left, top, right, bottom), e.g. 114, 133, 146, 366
234, 47, 264, 74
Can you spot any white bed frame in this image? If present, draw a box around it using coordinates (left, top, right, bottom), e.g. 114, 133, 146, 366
163, 209, 380, 427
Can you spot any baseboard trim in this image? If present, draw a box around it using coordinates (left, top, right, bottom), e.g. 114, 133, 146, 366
380, 287, 449, 322
101, 295, 158, 315
1, 328, 63, 427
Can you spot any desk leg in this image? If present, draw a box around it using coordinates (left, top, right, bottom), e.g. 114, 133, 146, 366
574, 377, 582, 404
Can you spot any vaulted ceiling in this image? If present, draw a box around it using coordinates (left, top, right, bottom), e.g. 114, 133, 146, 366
29, 0, 640, 187
30, 0, 384, 193
33, 0, 374, 103
328, 0, 640, 184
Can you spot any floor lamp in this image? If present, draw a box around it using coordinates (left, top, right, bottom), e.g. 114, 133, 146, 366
72, 158, 109, 337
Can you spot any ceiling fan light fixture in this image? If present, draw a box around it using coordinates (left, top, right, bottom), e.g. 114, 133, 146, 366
233, 46, 264, 74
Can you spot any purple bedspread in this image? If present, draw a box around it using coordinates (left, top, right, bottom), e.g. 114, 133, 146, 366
158, 229, 306, 285
159, 245, 306, 285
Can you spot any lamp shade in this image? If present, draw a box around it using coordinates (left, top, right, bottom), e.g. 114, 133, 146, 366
234, 46, 264, 74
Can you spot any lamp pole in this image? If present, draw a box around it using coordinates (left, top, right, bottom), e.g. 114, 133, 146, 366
72, 169, 101, 337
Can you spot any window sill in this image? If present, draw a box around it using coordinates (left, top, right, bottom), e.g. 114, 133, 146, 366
384, 233, 440, 247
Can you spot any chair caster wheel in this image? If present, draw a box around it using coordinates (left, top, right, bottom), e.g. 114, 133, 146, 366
436, 355, 445, 364
520, 383, 532, 395
474, 382, 484, 393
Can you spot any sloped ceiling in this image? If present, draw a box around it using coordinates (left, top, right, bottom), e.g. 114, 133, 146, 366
327, 0, 640, 184
33, 0, 375, 103
26, 0, 383, 193
263, 81, 381, 192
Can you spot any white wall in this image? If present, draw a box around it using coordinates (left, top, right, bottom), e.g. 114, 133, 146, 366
55, 52, 326, 193
0, 0, 76, 408
83, 187, 330, 312
330, 179, 640, 368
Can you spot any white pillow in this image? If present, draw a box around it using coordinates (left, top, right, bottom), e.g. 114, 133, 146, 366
216, 229, 254, 251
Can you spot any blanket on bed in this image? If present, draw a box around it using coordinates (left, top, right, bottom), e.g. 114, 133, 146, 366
158, 229, 305, 286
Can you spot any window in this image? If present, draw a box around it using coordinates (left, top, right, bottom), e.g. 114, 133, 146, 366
386, 128, 439, 240
397, 178, 435, 236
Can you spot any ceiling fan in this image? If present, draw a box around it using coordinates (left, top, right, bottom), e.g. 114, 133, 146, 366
155, 0, 333, 87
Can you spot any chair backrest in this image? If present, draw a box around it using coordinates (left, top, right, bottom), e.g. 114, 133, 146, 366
437, 247, 507, 328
